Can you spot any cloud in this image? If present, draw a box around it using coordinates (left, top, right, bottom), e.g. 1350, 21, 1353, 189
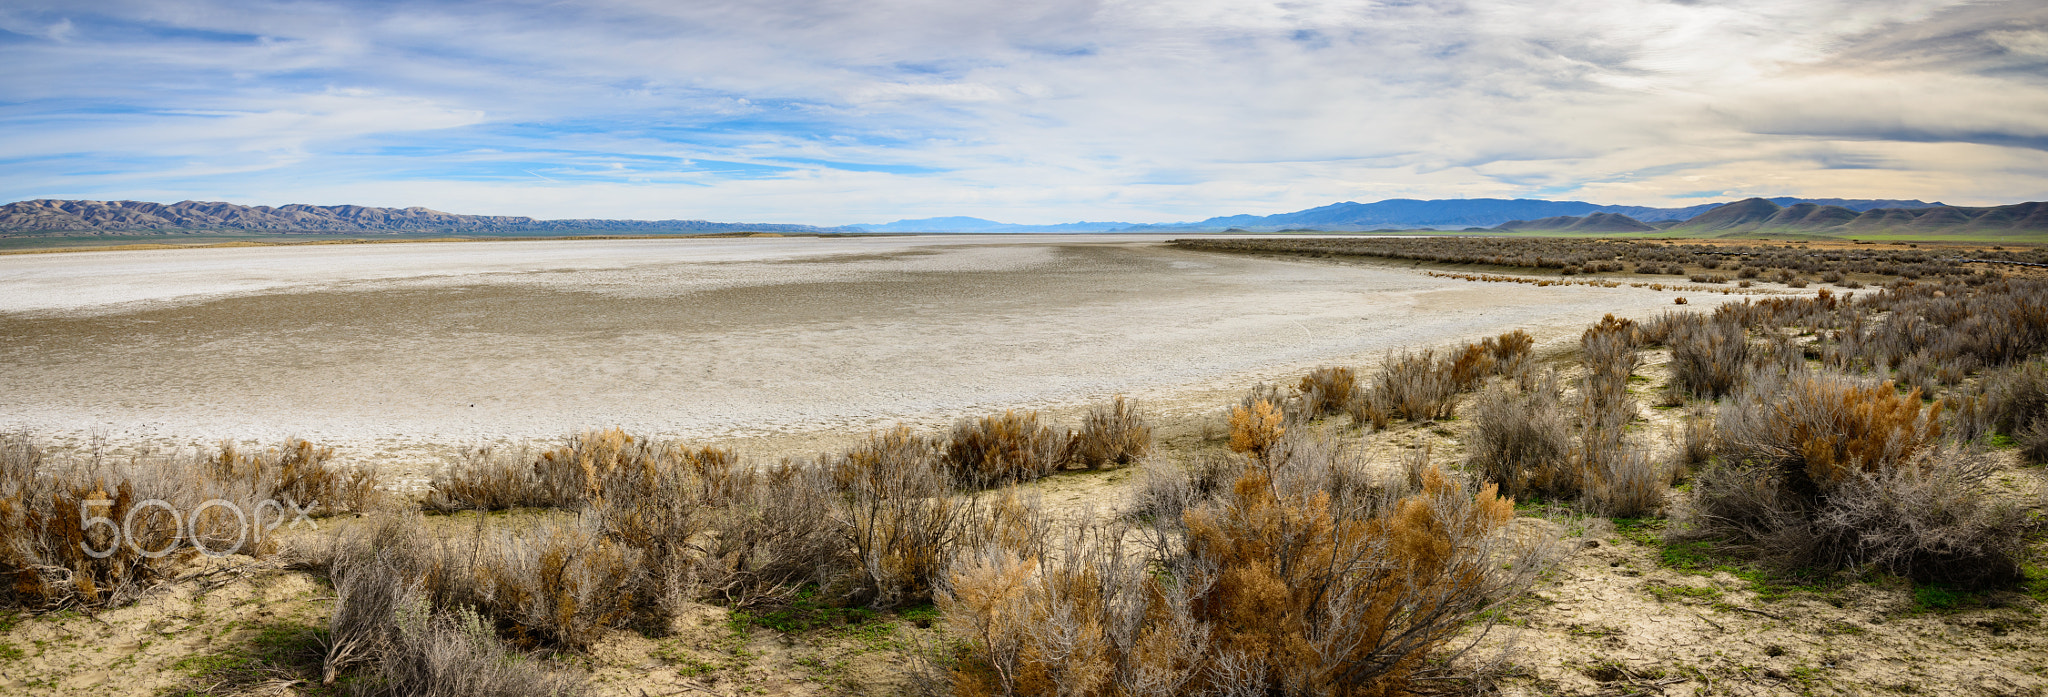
0, 0, 2044, 223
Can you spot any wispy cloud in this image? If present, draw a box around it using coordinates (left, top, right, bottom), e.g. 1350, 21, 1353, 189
0, 0, 2043, 224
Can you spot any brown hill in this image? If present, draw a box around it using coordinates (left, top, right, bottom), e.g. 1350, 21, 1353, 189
1495, 212, 1655, 232
1667, 197, 1784, 233
1498, 198, 2048, 237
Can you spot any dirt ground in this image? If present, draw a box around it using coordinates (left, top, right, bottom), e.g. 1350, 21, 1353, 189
10, 237, 2039, 695
0, 235, 1742, 490
6, 339, 2045, 696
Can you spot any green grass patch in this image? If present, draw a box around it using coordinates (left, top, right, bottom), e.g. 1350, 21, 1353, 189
1908, 583, 1996, 614
1913, 585, 1967, 612
1610, 519, 1827, 602
898, 604, 941, 628
0, 641, 23, 662
650, 642, 722, 677
837, 617, 901, 652
165, 621, 326, 695
1644, 582, 1724, 604
2024, 563, 2048, 604
728, 586, 880, 635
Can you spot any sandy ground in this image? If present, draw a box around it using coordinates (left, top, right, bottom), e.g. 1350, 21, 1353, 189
8, 238, 2033, 696
7, 343, 2042, 697
0, 235, 1743, 483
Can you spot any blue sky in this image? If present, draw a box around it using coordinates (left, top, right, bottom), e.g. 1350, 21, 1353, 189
2, 0, 2046, 225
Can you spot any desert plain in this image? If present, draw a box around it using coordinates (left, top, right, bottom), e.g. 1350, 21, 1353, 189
0, 234, 1721, 474
10, 234, 2044, 697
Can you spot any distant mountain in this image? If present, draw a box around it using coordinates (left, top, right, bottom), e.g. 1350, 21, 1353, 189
850, 216, 1134, 233
1496, 212, 1657, 233
6, 195, 2019, 239
1669, 198, 1786, 233
1496, 198, 2048, 236
1118, 197, 1943, 232
0, 199, 848, 235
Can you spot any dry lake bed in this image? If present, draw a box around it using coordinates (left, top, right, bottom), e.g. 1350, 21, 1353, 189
0, 234, 1729, 471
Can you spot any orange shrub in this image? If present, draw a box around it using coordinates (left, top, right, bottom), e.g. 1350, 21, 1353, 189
1448, 343, 1495, 391
1718, 376, 1942, 498
1228, 400, 1286, 462
941, 447, 1558, 697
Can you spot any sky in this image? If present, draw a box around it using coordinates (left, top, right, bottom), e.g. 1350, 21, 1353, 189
2, 1, 2046, 226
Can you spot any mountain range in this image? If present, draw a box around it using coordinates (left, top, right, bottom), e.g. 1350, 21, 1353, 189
3, 195, 2041, 238
1495, 198, 2048, 236
0, 199, 846, 235
852, 197, 1942, 233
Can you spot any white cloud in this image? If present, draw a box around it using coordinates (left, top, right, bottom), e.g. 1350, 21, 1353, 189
0, 0, 2044, 221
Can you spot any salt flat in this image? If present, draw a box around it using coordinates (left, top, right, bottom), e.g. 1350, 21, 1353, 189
0, 234, 1729, 468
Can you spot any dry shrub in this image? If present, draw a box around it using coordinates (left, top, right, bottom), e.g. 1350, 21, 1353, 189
418, 426, 970, 621
2021, 421, 2048, 467
208, 438, 380, 514
584, 463, 713, 625
690, 463, 847, 607
840, 451, 972, 608
317, 515, 590, 694
1804, 452, 2028, 587
833, 426, 941, 490
1943, 392, 1995, 445
1127, 452, 1244, 537
430, 431, 736, 511
1179, 463, 1539, 693
1070, 396, 1153, 469
1686, 448, 2028, 588
0, 434, 338, 610
1579, 315, 1640, 434
1716, 375, 1941, 500
1369, 349, 1458, 422
1576, 317, 1646, 512
371, 606, 588, 697
1979, 361, 2048, 462
1665, 317, 1753, 401
943, 438, 1561, 696
536, 428, 683, 504
475, 521, 650, 649
1227, 400, 1286, 462
1686, 374, 2020, 586
668, 448, 964, 612
1345, 385, 1390, 431
1638, 310, 1697, 346
940, 523, 1161, 697
946, 411, 1070, 488
1464, 378, 1574, 499
1448, 344, 1496, 392
429, 446, 551, 511
1488, 329, 1535, 371
310, 513, 653, 652
1581, 446, 1668, 518
1672, 402, 1716, 476
1298, 367, 1357, 417
1237, 382, 1295, 420
321, 516, 421, 683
